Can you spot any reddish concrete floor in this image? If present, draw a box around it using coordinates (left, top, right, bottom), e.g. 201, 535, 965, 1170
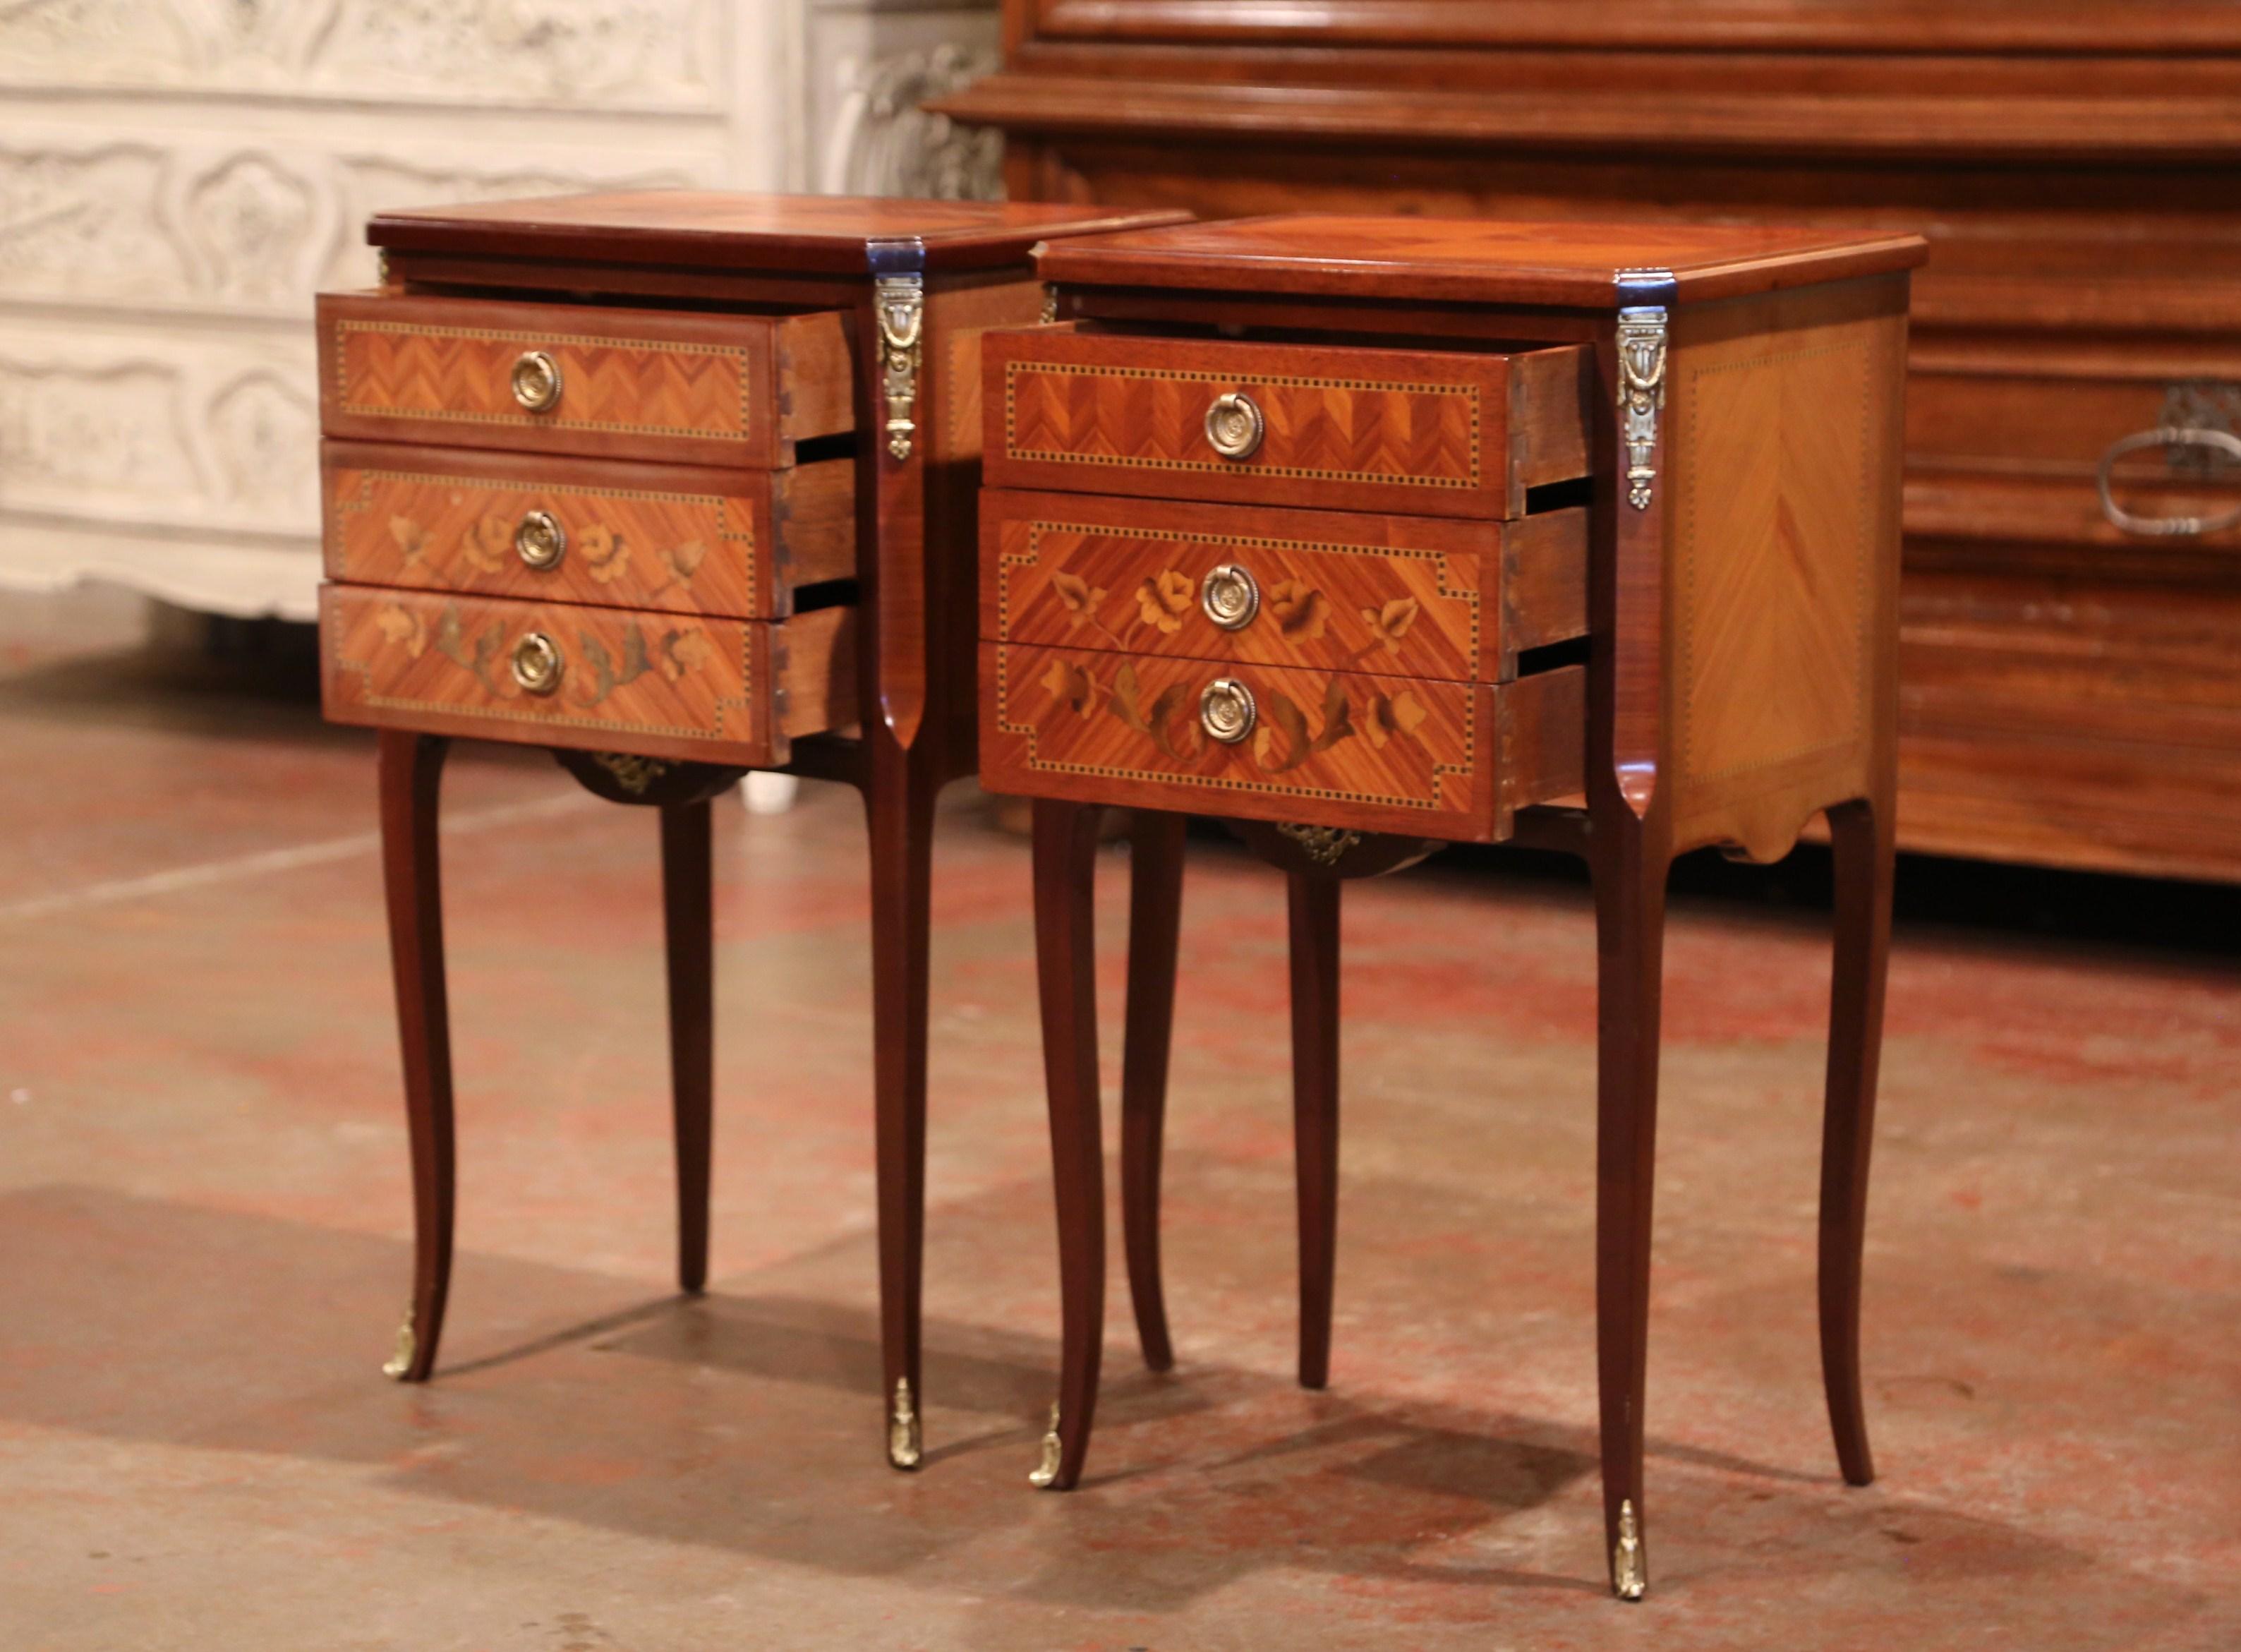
1, 593, 2236, 1651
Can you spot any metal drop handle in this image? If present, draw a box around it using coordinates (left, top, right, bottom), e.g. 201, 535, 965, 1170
1204, 391, 1264, 461
514, 510, 566, 569
1199, 677, 1257, 743
1201, 562, 1260, 630
510, 349, 563, 414
2096, 426, 2241, 538
510, 631, 564, 696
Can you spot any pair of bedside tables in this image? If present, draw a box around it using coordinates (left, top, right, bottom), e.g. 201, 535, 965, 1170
315, 194, 1920, 1600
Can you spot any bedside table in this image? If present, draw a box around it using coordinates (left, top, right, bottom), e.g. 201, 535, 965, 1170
977, 215, 1926, 1595
314, 192, 1185, 1469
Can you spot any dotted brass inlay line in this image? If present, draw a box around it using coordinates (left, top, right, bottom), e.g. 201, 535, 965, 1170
993, 644, 1474, 812
1675, 339, 1875, 783
1001, 520, 1480, 668
334, 319, 756, 442
1004, 361, 1482, 490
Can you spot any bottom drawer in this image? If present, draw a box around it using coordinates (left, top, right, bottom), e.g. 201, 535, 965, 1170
980, 641, 1583, 842
322, 586, 855, 766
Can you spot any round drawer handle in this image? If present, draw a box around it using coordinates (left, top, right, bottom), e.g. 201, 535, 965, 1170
2096, 426, 2241, 538
510, 631, 564, 696
1199, 677, 1257, 744
1201, 562, 1260, 630
510, 349, 563, 414
514, 510, 566, 570
1204, 391, 1264, 462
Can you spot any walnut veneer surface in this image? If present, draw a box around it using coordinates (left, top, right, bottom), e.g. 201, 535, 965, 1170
938, 2, 2241, 881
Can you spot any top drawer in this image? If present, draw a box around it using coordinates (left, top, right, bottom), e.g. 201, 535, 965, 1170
318, 291, 854, 468
983, 327, 1590, 519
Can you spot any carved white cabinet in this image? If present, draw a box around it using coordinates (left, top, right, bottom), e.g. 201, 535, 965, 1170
0, 0, 997, 620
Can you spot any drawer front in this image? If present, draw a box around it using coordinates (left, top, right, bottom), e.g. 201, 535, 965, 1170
318, 291, 853, 466
984, 488, 1586, 683
322, 443, 854, 620
321, 586, 855, 766
980, 641, 1583, 842
983, 328, 1588, 519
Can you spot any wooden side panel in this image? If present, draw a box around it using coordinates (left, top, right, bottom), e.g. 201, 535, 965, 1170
984, 327, 1585, 518
321, 442, 857, 618
321, 586, 855, 765
1665, 275, 1908, 856
317, 291, 851, 466
773, 310, 858, 445
980, 639, 1560, 840
983, 487, 1536, 682
1504, 507, 1591, 658
922, 273, 1058, 764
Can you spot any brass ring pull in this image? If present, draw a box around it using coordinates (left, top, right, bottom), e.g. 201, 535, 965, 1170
1199, 677, 1257, 744
2096, 426, 2241, 538
514, 510, 566, 570
1204, 391, 1264, 461
510, 631, 564, 696
1201, 562, 1260, 630
510, 349, 563, 414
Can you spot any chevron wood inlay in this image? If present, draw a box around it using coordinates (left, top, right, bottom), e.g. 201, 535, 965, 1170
316, 290, 853, 467
320, 586, 856, 766
1671, 315, 1889, 788
321, 442, 856, 619
982, 328, 1589, 519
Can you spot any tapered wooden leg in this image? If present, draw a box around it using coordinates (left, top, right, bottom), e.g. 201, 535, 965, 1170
1821, 794, 1894, 1488
864, 728, 935, 1469
1590, 826, 1669, 1600
660, 798, 714, 1297
1030, 798, 1106, 1491
1288, 870, 1341, 1391
1120, 809, 1185, 1373
377, 731, 454, 1385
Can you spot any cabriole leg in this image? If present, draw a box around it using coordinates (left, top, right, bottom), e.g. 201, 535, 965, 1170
1030, 798, 1107, 1490
1120, 809, 1185, 1373
1590, 828, 1670, 1600
1820, 793, 1894, 1487
377, 731, 454, 1385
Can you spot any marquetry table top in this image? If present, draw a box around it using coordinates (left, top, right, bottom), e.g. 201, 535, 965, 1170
1033, 213, 1929, 307
368, 191, 1192, 275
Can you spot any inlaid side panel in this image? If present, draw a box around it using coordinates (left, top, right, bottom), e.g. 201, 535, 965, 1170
983, 328, 1588, 518
322, 443, 855, 618
1666, 277, 1907, 845
321, 586, 855, 765
986, 488, 1513, 682
317, 291, 852, 466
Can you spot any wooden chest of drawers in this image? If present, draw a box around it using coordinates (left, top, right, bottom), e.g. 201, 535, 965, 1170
979, 215, 1924, 1600
313, 192, 1188, 1475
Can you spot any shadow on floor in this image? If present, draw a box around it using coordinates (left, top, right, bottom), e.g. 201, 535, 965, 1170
0, 1181, 2168, 1624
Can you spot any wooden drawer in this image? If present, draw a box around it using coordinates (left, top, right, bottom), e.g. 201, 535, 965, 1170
979, 640, 1583, 841
321, 586, 855, 766
983, 487, 1585, 684
318, 291, 853, 467
322, 442, 854, 620
983, 327, 1589, 518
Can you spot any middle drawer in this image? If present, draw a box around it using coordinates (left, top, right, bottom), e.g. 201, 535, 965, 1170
982, 488, 1586, 684
323, 442, 855, 620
